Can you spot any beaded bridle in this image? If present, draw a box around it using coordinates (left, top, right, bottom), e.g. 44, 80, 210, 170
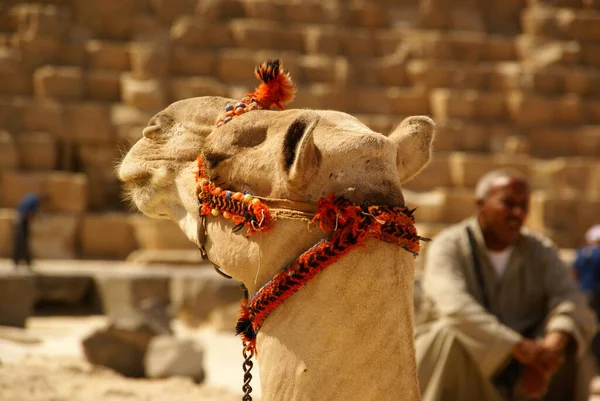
195, 157, 426, 400
194, 59, 427, 401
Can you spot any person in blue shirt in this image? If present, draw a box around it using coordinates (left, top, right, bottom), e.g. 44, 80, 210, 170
573, 224, 600, 365
574, 225, 600, 304
12, 192, 46, 270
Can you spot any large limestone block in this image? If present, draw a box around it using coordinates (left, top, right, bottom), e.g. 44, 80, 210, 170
0, 274, 36, 327
338, 30, 376, 58
0, 66, 33, 96
527, 127, 580, 158
0, 209, 16, 257
292, 84, 347, 111
35, 275, 94, 305
346, 2, 387, 28
130, 43, 169, 80
130, 215, 199, 250
125, 249, 206, 266
85, 174, 121, 211
171, 272, 244, 326
528, 192, 581, 248
532, 158, 600, 196
31, 213, 79, 259
449, 153, 531, 188
516, 36, 581, 67
0, 97, 24, 133
170, 46, 215, 76
436, 121, 512, 153
375, 54, 408, 86
111, 105, 151, 148
169, 77, 228, 102
33, 66, 84, 100
111, 104, 153, 128
230, 20, 304, 52
86, 40, 131, 71
403, 155, 452, 192
81, 213, 138, 259
388, 88, 431, 116
121, 74, 167, 112
77, 145, 119, 177
0, 130, 18, 169
149, 0, 195, 24
64, 102, 116, 145
11, 4, 69, 42
404, 188, 475, 225
347, 88, 392, 114
523, 8, 600, 41
304, 26, 340, 55
144, 335, 205, 381
297, 55, 339, 83
0, 171, 88, 213
216, 49, 261, 83
196, 0, 246, 20
355, 114, 395, 135
170, 17, 233, 48
46, 173, 88, 213
14, 131, 57, 170
76, 145, 120, 210
430, 89, 507, 124
21, 100, 64, 136
82, 315, 159, 378
420, 0, 486, 32
506, 92, 561, 127
94, 274, 170, 319
75, 1, 135, 41
85, 70, 121, 101
407, 60, 492, 90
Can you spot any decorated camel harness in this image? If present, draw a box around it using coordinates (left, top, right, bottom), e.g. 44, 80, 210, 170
194, 60, 427, 400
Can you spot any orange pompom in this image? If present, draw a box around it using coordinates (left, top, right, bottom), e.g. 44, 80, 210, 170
247, 59, 296, 110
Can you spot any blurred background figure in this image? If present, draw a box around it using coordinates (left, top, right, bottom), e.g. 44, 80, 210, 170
12, 192, 46, 271
415, 169, 597, 401
574, 224, 600, 367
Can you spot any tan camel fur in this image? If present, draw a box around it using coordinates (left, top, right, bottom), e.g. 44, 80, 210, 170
119, 96, 435, 401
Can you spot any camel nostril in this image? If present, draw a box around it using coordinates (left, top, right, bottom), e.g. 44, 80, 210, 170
143, 124, 161, 139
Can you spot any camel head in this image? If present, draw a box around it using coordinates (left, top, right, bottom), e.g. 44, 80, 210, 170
119, 95, 435, 286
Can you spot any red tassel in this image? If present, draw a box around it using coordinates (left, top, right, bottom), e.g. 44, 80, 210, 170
247, 59, 296, 110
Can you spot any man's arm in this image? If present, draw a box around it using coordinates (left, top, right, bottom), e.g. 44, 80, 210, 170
540, 240, 597, 358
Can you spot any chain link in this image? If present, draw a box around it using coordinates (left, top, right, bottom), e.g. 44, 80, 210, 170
242, 344, 254, 401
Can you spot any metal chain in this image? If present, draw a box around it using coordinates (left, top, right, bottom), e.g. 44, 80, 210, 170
242, 344, 254, 401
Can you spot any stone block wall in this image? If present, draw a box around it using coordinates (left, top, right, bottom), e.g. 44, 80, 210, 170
0, 0, 598, 259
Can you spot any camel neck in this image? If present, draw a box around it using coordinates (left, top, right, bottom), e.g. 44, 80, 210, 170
254, 240, 421, 401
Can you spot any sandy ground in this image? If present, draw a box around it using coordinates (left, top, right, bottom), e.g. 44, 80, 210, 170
0, 316, 261, 401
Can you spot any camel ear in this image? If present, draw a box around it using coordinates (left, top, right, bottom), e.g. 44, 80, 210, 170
388, 116, 435, 184
282, 111, 321, 187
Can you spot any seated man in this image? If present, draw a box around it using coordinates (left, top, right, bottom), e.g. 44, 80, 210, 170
415, 169, 597, 401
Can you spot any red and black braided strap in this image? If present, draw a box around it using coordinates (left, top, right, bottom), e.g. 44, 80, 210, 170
235, 195, 424, 351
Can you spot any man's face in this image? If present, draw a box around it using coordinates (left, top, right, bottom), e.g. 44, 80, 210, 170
477, 176, 530, 249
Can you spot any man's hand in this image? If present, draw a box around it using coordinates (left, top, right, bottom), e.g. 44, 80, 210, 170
512, 338, 543, 365
512, 336, 564, 374
518, 365, 549, 398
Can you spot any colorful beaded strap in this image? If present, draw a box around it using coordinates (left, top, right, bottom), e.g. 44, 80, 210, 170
235, 195, 424, 352
215, 59, 296, 128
